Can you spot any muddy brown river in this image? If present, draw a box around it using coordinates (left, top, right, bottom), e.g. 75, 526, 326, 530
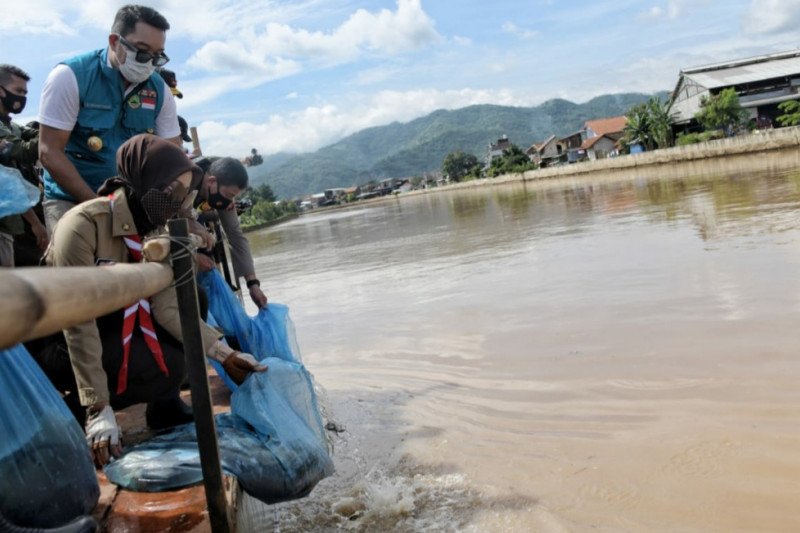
241, 151, 800, 531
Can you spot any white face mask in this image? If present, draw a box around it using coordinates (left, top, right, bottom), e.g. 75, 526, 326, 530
118, 48, 156, 84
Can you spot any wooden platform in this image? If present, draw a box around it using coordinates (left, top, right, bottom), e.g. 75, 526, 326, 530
94, 372, 240, 532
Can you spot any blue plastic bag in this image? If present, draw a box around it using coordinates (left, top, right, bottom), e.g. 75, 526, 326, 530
201, 269, 301, 391
105, 358, 334, 503
0, 165, 39, 218
0, 345, 99, 527
199, 270, 301, 364
106, 271, 334, 503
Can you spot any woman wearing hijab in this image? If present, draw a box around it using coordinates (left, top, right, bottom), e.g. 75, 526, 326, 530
44, 134, 265, 467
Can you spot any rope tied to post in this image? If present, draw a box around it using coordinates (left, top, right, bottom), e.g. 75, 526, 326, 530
141, 234, 204, 289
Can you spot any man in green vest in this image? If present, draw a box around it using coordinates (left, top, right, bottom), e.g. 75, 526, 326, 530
38, 4, 181, 234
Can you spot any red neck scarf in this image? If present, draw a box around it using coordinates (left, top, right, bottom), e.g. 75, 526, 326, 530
116, 234, 169, 395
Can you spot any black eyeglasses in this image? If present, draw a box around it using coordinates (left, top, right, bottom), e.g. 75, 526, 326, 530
116, 34, 170, 67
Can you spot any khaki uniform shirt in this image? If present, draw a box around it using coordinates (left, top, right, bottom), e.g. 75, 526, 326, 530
46, 189, 221, 406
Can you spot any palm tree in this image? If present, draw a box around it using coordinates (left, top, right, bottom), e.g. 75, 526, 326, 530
647, 96, 674, 149
622, 103, 653, 151
622, 97, 675, 152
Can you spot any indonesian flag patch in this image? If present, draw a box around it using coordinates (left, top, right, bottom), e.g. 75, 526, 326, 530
139, 89, 157, 110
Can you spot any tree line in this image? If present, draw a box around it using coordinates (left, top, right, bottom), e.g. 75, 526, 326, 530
238, 183, 299, 228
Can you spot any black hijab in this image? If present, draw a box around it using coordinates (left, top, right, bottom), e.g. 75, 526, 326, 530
98, 134, 203, 234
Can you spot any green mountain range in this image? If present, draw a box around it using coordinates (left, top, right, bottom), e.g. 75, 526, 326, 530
249, 92, 667, 199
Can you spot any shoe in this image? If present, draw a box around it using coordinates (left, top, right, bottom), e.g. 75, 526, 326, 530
145, 396, 194, 430
0, 514, 97, 533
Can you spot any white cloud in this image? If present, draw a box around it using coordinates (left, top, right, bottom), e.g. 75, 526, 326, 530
501, 22, 539, 40
196, 87, 529, 157
640, 0, 693, 20
3, 1, 77, 35
642, 6, 664, 19
285, 92, 299, 100
353, 66, 403, 86
188, 42, 303, 77
1, 1, 370, 41
744, 0, 800, 34
177, 74, 274, 109
187, 0, 440, 75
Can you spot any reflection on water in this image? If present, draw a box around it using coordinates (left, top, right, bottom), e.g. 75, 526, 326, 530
245, 153, 800, 532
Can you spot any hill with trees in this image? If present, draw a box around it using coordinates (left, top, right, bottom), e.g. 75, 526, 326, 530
249, 92, 667, 198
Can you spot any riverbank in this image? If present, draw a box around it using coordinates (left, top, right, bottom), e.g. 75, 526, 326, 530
241, 213, 299, 233
420, 125, 800, 194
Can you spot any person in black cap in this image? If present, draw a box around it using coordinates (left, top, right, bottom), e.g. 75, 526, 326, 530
178, 116, 192, 143
158, 67, 182, 99
159, 69, 199, 157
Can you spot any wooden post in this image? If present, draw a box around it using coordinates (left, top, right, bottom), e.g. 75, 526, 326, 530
168, 218, 230, 533
190, 127, 202, 157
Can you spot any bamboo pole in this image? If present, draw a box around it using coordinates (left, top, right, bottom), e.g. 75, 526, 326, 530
0, 263, 173, 349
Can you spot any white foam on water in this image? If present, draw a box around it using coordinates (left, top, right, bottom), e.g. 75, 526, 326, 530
237, 460, 483, 532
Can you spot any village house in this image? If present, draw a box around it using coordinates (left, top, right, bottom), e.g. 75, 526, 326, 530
344, 185, 360, 199
670, 49, 800, 133
486, 135, 511, 167
580, 116, 627, 160
526, 134, 566, 167
559, 131, 585, 163
420, 170, 444, 188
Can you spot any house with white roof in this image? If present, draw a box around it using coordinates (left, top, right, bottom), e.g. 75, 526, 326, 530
670, 49, 800, 132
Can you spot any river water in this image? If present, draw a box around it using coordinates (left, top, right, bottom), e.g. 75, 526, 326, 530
240, 153, 800, 532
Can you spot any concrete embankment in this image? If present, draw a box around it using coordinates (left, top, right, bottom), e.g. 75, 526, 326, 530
528, 126, 800, 179
425, 126, 800, 193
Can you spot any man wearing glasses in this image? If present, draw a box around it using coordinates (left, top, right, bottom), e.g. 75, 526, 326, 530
38, 4, 180, 232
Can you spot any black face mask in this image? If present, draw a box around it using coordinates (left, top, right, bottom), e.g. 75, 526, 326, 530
140, 183, 187, 227
208, 183, 232, 211
0, 87, 26, 115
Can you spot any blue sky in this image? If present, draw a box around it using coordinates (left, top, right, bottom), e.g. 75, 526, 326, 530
4, 0, 800, 157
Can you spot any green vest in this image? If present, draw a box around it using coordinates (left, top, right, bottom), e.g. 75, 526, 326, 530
43, 48, 165, 201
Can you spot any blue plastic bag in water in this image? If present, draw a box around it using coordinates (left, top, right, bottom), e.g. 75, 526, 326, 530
0, 345, 99, 528
105, 358, 334, 503
106, 271, 334, 503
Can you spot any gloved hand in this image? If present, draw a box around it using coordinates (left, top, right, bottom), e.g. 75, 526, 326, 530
85, 404, 122, 467
223, 351, 267, 385
208, 340, 267, 385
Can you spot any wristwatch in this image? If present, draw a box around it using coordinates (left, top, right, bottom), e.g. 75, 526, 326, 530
246, 279, 260, 289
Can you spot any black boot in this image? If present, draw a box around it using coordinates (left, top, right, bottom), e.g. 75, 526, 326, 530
0, 513, 97, 533
145, 396, 194, 430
